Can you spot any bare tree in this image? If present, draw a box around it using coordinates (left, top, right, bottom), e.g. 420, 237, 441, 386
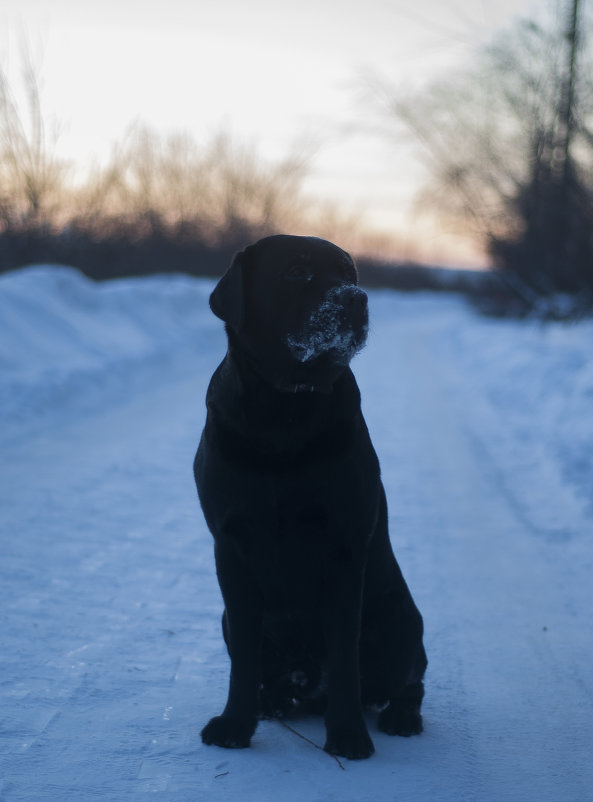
0, 45, 66, 230
70, 124, 312, 247
203, 132, 311, 246
370, 0, 593, 296
0, 46, 363, 276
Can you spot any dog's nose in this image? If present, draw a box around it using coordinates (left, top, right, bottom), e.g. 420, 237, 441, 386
335, 285, 367, 310
335, 286, 368, 324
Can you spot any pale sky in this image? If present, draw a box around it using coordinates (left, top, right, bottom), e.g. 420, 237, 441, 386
1, 0, 541, 265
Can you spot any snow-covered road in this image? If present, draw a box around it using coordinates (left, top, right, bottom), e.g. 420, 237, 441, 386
1, 268, 592, 801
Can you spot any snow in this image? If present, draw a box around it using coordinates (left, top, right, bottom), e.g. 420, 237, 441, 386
286, 285, 367, 364
1, 265, 592, 801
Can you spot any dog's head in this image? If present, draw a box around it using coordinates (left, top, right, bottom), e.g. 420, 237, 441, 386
210, 234, 368, 393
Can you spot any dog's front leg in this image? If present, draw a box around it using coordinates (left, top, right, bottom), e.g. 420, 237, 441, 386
322, 559, 375, 760
201, 543, 262, 749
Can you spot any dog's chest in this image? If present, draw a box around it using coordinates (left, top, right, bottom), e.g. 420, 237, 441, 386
226, 487, 331, 552
223, 486, 339, 607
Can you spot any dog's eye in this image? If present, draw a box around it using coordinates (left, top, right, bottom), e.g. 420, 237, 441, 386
285, 264, 313, 282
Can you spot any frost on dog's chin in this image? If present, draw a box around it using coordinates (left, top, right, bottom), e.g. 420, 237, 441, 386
287, 328, 363, 364
286, 293, 367, 365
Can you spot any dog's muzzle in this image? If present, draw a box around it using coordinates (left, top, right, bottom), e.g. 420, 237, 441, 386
286, 285, 369, 366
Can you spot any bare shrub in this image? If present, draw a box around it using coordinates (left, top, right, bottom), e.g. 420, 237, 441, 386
1, 44, 408, 278
0, 45, 67, 231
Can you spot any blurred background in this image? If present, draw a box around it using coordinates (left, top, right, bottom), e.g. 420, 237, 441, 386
1, 0, 592, 313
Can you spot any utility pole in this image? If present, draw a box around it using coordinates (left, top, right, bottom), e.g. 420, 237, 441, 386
549, 0, 583, 290
559, 0, 580, 183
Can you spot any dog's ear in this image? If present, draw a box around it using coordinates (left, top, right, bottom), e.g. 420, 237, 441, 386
209, 248, 250, 332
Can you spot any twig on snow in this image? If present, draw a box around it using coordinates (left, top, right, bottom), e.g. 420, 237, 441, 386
275, 719, 346, 770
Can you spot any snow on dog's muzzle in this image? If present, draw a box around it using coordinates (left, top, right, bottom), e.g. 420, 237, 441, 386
286, 285, 369, 365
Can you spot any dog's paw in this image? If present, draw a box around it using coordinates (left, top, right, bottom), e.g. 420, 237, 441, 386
324, 724, 375, 760
201, 715, 255, 749
378, 703, 423, 737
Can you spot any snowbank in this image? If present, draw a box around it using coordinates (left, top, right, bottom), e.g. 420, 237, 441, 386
0, 266, 217, 429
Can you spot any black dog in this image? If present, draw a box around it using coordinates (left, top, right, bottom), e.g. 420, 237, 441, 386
194, 235, 426, 760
